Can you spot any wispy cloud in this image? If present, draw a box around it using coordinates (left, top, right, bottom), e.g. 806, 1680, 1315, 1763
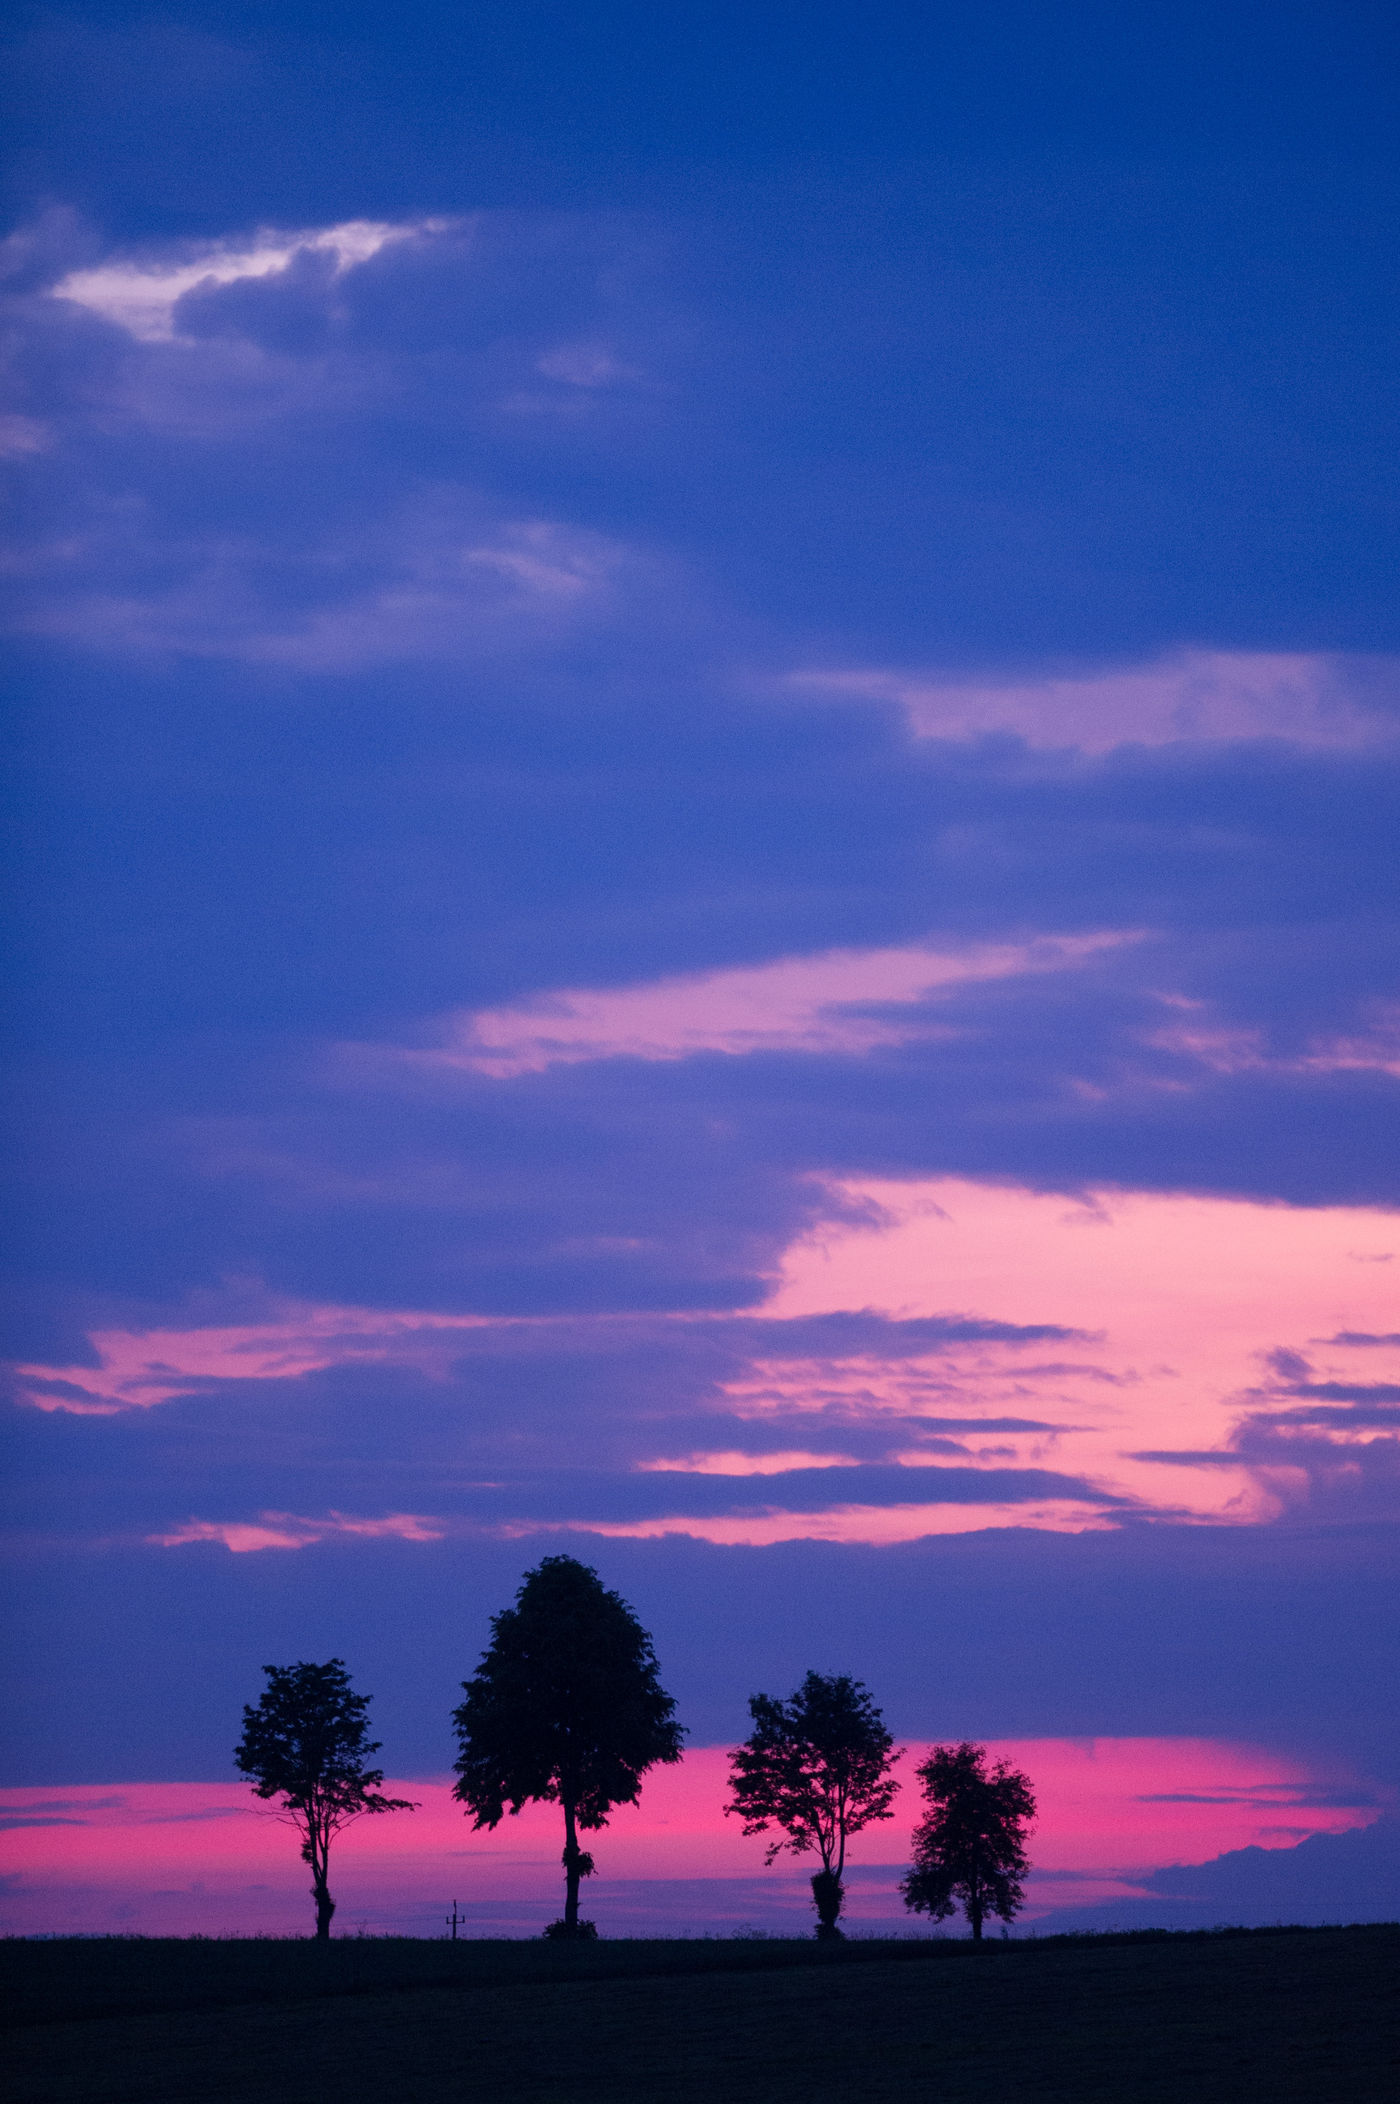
7, 210, 677, 666
151, 1511, 445, 1552
1144, 998, 1400, 1084
637, 1448, 860, 1475
11, 502, 644, 666
390, 931, 1130, 1078
51, 219, 453, 340
572, 1496, 1123, 1544
787, 651, 1400, 752
0, 414, 51, 457
13, 1303, 501, 1412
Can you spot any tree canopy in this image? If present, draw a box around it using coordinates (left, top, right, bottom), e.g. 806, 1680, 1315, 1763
451, 1554, 684, 1936
725, 1670, 900, 1936
900, 1741, 1036, 1940
234, 1659, 415, 1940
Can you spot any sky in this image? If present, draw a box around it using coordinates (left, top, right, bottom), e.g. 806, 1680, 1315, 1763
3, 1, 1399, 1936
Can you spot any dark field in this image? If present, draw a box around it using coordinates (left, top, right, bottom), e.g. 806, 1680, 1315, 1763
3, 1925, 1398, 2103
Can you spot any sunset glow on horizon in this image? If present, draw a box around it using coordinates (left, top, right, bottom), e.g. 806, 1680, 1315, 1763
2, 1738, 1381, 1940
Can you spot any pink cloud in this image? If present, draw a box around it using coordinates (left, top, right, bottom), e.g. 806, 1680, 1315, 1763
392, 931, 1129, 1079
576, 1499, 1121, 1545
12, 1182, 1398, 1543
150, 1511, 445, 1552
786, 650, 1398, 752
12, 1301, 504, 1413
1146, 998, 1400, 1082
637, 1449, 861, 1475
726, 1177, 1400, 1530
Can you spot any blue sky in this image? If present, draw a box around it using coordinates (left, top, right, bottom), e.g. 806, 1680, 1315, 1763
3, 2, 1400, 1928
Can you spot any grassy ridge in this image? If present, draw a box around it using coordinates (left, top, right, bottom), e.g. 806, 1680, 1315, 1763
1, 1921, 1388, 2030
5, 1931, 911, 2028
3, 1926, 1398, 2102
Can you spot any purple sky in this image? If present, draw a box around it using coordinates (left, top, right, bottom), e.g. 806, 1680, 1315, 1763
3, 1, 1399, 1931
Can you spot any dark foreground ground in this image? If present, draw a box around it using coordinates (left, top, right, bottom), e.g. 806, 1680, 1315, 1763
3, 1925, 1398, 2103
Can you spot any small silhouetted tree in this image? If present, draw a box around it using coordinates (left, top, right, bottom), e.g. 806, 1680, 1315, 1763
901, 1742, 1035, 1940
451, 1555, 685, 1939
725, 1671, 900, 1937
234, 1659, 415, 1940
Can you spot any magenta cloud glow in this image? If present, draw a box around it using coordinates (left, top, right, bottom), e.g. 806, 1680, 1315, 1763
400, 934, 1131, 1077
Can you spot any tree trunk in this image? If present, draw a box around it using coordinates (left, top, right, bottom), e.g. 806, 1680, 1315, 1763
967, 1852, 985, 1941
563, 1798, 580, 1934
306, 1817, 336, 1941
811, 1868, 845, 1939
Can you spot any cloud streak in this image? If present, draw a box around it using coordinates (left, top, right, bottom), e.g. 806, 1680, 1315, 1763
52, 219, 453, 340
789, 651, 1400, 752
150, 1511, 444, 1552
387, 933, 1131, 1077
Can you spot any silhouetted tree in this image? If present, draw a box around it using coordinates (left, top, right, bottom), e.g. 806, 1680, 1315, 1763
451, 1555, 685, 1938
901, 1742, 1035, 1940
726, 1671, 900, 1937
234, 1659, 415, 1940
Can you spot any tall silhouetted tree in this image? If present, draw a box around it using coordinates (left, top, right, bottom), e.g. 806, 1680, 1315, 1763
901, 1742, 1035, 1940
726, 1671, 900, 1937
235, 1659, 415, 1940
451, 1555, 685, 1938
